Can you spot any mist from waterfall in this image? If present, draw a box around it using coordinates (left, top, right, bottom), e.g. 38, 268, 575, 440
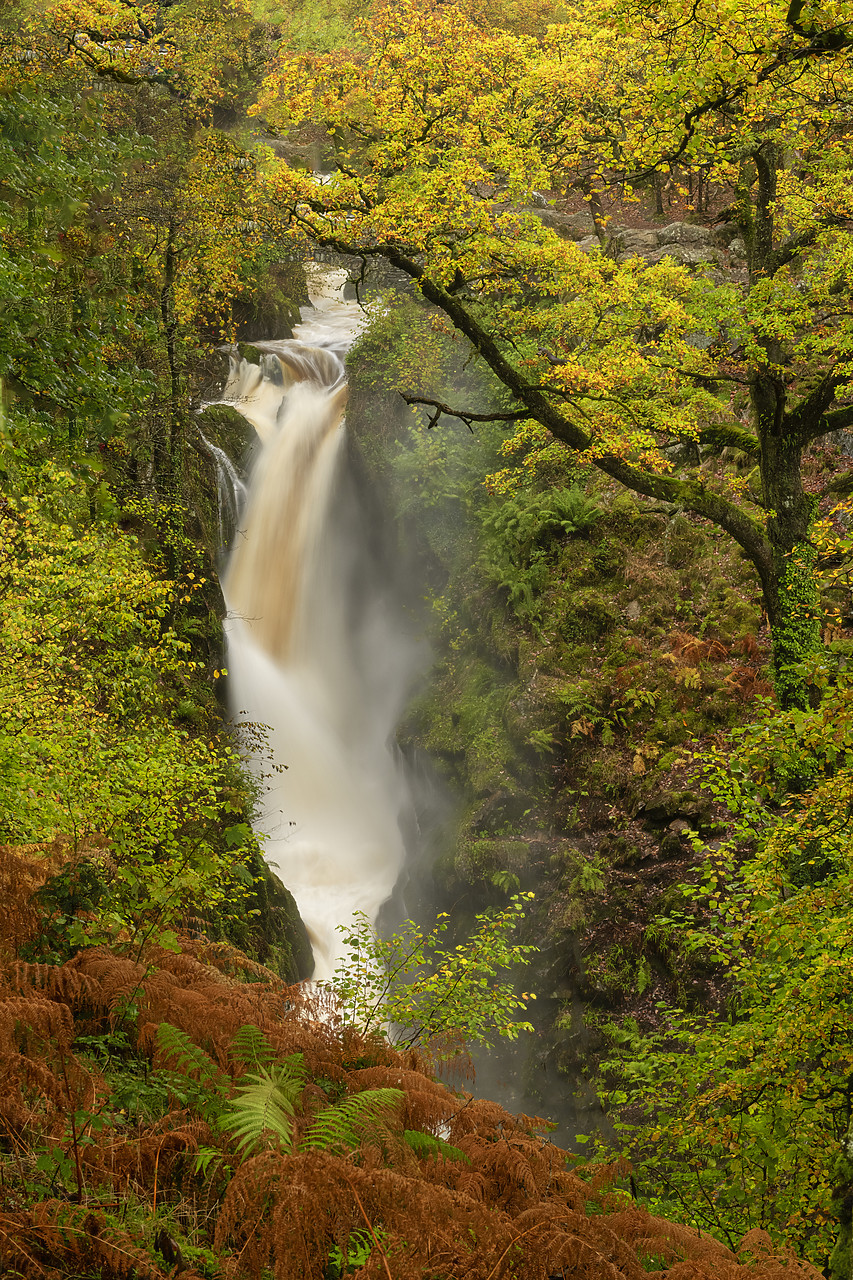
217, 268, 420, 980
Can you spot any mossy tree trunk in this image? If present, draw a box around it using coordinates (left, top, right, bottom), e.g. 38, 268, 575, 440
740, 143, 824, 708
158, 214, 184, 493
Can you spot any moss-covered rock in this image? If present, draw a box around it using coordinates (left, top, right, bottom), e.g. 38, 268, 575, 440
219, 849, 314, 981
232, 261, 308, 341
451, 833, 530, 891
635, 788, 713, 830
194, 402, 256, 463
561, 589, 620, 643
236, 342, 265, 365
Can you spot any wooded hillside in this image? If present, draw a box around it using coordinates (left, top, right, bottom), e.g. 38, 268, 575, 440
5, 0, 853, 1274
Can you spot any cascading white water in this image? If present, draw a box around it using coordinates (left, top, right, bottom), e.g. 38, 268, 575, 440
217, 267, 418, 981
198, 431, 247, 550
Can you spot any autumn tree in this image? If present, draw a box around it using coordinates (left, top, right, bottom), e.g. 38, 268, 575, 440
254, 0, 853, 706
0, 0, 283, 491
0, 76, 154, 446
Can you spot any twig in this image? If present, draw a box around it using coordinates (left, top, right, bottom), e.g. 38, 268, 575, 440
342, 1173, 394, 1280
57, 1047, 84, 1204
401, 394, 528, 432
483, 1220, 550, 1280
152, 1141, 163, 1214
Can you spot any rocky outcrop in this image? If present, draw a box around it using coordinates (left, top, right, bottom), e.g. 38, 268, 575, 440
526, 202, 748, 276
530, 206, 597, 240
609, 220, 746, 271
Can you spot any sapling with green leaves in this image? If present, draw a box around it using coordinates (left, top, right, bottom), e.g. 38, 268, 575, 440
329, 892, 538, 1055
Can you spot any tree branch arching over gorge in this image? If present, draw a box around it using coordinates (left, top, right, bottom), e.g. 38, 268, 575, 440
254, 0, 853, 706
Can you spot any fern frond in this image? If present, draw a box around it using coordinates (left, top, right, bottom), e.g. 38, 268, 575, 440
11, 962, 102, 1007
402, 1129, 470, 1164
192, 1145, 231, 1179
231, 1023, 278, 1071
154, 1023, 229, 1125
155, 1023, 227, 1092
220, 1056, 307, 1155
301, 1087, 404, 1155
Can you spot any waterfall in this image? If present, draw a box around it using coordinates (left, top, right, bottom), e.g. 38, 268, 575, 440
217, 267, 418, 981
197, 431, 248, 550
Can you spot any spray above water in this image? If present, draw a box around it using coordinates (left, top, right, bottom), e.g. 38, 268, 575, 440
218, 268, 418, 980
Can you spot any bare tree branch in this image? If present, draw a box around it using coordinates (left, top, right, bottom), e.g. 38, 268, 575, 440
402, 395, 529, 432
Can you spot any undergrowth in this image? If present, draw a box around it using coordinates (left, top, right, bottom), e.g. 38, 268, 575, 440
0, 859, 824, 1279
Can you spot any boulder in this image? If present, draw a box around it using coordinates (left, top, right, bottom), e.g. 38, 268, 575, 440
236, 342, 264, 364
232, 290, 299, 342
711, 221, 742, 246
635, 788, 713, 830
644, 243, 724, 267
609, 221, 725, 267
613, 228, 660, 260
657, 221, 714, 246
531, 207, 597, 240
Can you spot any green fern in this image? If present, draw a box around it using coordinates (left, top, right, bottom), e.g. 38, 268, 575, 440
192, 1145, 231, 1178
301, 1088, 404, 1156
220, 1055, 308, 1154
230, 1024, 279, 1071
155, 1024, 225, 1089
402, 1129, 470, 1164
154, 1024, 229, 1123
160, 1024, 406, 1162
328, 1228, 380, 1273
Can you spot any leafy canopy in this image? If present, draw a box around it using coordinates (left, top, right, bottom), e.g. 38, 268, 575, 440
254, 0, 853, 707
256, 0, 724, 467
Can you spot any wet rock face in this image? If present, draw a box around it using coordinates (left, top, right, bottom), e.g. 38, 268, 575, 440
257, 862, 315, 980
194, 402, 257, 471
227, 852, 315, 981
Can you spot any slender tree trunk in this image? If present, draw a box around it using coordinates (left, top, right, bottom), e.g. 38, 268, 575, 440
581, 176, 608, 247
159, 215, 182, 490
